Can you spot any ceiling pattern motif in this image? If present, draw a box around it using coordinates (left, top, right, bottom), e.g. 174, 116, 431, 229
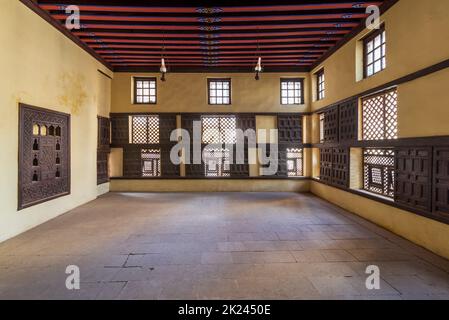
37, 1, 385, 72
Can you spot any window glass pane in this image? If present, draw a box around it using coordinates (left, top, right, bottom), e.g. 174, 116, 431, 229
374, 60, 381, 73
367, 65, 374, 76
210, 82, 216, 89
210, 97, 216, 104
282, 98, 288, 104
374, 35, 381, 48
143, 81, 150, 89
367, 41, 373, 53
136, 81, 143, 89
216, 82, 223, 89
150, 82, 156, 89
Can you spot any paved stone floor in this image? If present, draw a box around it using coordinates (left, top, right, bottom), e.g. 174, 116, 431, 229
0, 192, 449, 300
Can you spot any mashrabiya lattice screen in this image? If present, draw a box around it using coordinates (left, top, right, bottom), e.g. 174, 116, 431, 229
202, 115, 236, 144
362, 89, 398, 141
131, 115, 160, 144
363, 148, 395, 197
286, 148, 303, 177
141, 148, 161, 177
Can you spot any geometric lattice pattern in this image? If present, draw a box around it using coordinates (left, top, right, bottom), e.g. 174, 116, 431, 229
362, 89, 398, 141
208, 79, 231, 105
204, 147, 231, 177
286, 148, 303, 177
141, 149, 161, 177
134, 78, 156, 104
319, 113, 325, 143
281, 79, 303, 105
202, 116, 236, 144
364, 26, 386, 77
131, 115, 160, 144
363, 148, 395, 197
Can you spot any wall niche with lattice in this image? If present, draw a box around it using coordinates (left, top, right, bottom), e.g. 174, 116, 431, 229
18, 104, 70, 210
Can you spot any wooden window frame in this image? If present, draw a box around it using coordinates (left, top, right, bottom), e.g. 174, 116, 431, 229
133, 77, 157, 105
280, 78, 305, 105
363, 24, 386, 78
316, 69, 325, 101
207, 78, 232, 105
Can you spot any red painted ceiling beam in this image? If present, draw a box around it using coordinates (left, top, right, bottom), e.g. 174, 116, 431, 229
89, 37, 341, 49
73, 22, 359, 36
105, 58, 316, 63
102, 55, 320, 60
109, 63, 312, 67
40, 2, 381, 14
52, 13, 368, 23
95, 49, 323, 55
81, 30, 348, 42
93, 44, 330, 51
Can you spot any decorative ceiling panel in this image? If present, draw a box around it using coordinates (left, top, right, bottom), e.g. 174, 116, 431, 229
35, 0, 388, 72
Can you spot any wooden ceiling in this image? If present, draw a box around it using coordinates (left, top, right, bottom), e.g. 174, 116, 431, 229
34, 0, 389, 72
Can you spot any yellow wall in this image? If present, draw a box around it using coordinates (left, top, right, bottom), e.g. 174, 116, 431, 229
311, 182, 449, 260
311, 0, 449, 114
111, 179, 309, 193
308, 0, 449, 259
111, 72, 310, 113
0, 0, 112, 242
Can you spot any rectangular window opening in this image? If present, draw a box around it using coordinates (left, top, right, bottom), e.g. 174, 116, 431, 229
287, 148, 304, 177
208, 79, 231, 105
134, 77, 157, 104
363, 148, 394, 198
281, 78, 304, 105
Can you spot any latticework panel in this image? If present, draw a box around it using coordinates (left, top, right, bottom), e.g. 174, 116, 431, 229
363, 148, 395, 197
111, 115, 129, 145
433, 148, 449, 218
19, 104, 70, 210
131, 115, 160, 144
332, 148, 350, 187
286, 148, 303, 177
323, 107, 339, 143
339, 99, 358, 143
395, 147, 432, 212
236, 115, 256, 132
141, 149, 161, 177
277, 115, 303, 144
202, 115, 236, 144
320, 148, 333, 184
362, 89, 398, 140
203, 147, 231, 177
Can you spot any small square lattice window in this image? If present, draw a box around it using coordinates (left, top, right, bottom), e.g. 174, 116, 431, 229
281, 78, 304, 105
286, 148, 304, 177
364, 25, 386, 78
363, 148, 395, 198
202, 116, 236, 144
131, 115, 160, 144
362, 89, 398, 141
142, 149, 161, 177
208, 79, 231, 105
134, 78, 156, 104
204, 148, 231, 177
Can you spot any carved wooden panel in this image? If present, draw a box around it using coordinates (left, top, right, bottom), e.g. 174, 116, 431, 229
230, 145, 249, 177
433, 148, 449, 218
18, 104, 70, 210
395, 147, 432, 212
323, 107, 339, 143
123, 145, 142, 178
111, 115, 129, 145
97, 116, 110, 185
332, 148, 350, 187
159, 114, 177, 144
320, 148, 333, 184
236, 114, 256, 132
277, 115, 302, 144
339, 99, 358, 143
161, 146, 180, 177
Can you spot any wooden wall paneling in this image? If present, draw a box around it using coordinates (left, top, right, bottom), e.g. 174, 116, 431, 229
395, 147, 432, 212
324, 106, 339, 143
111, 114, 129, 145
339, 99, 358, 143
97, 116, 111, 185
332, 147, 350, 187
433, 147, 449, 218
320, 147, 333, 184
122, 145, 142, 178
277, 115, 303, 144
